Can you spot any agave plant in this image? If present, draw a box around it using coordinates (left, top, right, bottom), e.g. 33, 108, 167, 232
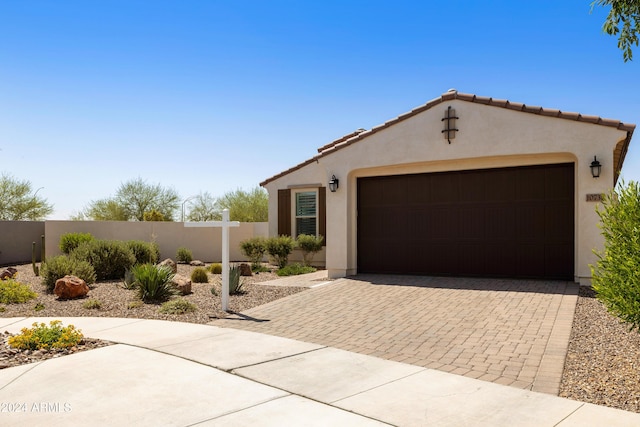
132, 263, 178, 303
229, 264, 244, 295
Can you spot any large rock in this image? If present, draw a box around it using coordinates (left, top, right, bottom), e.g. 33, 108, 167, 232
54, 275, 89, 300
171, 274, 192, 295
159, 258, 177, 274
0, 267, 18, 280
239, 263, 252, 277
190, 260, 205, 267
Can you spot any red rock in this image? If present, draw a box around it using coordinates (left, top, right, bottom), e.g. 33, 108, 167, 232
54, 275, 89, 300
158, 258, 177, 274
239, 263, 252, 276
171, 274, 192, 295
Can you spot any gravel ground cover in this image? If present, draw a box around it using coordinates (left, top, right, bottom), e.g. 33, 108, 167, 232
3, 264, 640, 413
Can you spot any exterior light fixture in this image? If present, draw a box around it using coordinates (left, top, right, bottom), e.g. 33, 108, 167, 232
328, 175, 339, 192
590, 156, 602, 178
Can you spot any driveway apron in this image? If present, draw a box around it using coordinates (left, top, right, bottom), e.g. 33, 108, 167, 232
211, 275, 578, 395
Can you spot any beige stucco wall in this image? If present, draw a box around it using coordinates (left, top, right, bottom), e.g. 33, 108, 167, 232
45, 221, 268, 263
264, 99, 630, 282
0, 221, 45, 265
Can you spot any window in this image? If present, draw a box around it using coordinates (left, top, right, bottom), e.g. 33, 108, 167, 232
295, 191, 317, 237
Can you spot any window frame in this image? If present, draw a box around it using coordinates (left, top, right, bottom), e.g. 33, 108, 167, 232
292, 188, 319, 238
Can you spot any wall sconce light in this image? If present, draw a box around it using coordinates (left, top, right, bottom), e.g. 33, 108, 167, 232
590, 156, 602, 178
328, 175, 339, 192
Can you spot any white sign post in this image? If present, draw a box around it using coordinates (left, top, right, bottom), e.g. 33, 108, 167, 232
184, 209, 239, 311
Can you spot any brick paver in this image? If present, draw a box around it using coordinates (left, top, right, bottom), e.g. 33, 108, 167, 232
211, 275, 578, 394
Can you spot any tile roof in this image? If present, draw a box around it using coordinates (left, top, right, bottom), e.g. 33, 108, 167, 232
261, 90, 635, 186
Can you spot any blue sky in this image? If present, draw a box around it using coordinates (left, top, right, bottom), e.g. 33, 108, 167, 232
1, 1, 638, 219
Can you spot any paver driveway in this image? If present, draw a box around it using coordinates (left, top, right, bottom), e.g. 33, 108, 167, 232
211, 275, 579, 395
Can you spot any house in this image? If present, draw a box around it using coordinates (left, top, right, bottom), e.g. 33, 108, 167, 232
260, 90, 635, 284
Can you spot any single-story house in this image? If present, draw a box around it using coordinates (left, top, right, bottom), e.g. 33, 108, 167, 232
260, 90, 635, 284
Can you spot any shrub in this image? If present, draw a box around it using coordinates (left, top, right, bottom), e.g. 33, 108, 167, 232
127, 240, 160, 265
240, 237, 267, 269
265, 235, 295, 269
296, 234, 324, 266
0, 280, 37, 304
127, 300, 143, 310
592, 181, 640, 330
34, 302, 45, 311
41, 255, 96, 293
208, 263, 222, 274
132, 263, 178, 303
71, 239, 136, 280
176, 247, 193, 264
191, 267, 209, 283
143, 209, 165, 221
8, 320, 84, 350
59, 232, 94, 254
229, 264, 244, 294
159, 299, 197, 314
83, 299, 102, 310
277, 263, 317, 277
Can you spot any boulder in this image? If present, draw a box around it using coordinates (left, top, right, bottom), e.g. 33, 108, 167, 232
239, 263, 252, 277
54, 275, 89, 300
0, 267, 18, 280
190, 260, 205, 267
171, 274, 192, 295
158, 258, 177, 274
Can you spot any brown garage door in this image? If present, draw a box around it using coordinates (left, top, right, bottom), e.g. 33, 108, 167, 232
357, 163, 574, 280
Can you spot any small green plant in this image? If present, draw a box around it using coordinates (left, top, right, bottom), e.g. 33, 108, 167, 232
0, 279, 38, 304
0, 306, 6, 313
82, 299, 102, 310
176, 247, 193, 264
71, 239, 136, 280
122, 268, 136, 290
191, 267, 209, 283
296, 234, 324, 266
132, 263, 178, 303
59, 232, 94, 254
252, 264, 271, 273
8, 320, 84, 350
40, 255, 96, 293
159, 299, 197, 314
127, 300, 143, 309
229, 264, 244, 294
592, 180, 640, 330
266, 235, 295, 269
208, 263, 222, 274
34, 302, 45, 311
210, 286, 218, 296
127, 240, 160, 265
240, 237, 267, 270
276, 263, 317, 276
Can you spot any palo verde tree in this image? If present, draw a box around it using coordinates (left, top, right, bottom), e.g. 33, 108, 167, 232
0, 173, 53, 220
591, 180, 640, 330
81, 178, 180, 221
215, 186, 268, 222
593, 0, 640, 61
186, 192, 219, 222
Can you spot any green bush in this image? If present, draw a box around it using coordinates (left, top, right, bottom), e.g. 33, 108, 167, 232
240, 237, 267, 269
176, 247, 193, 263
592, 181, 640, 330
208, 263, 222, 274
159, 299, 197, 314
191, 267, 209, 283
59, 232, 94, 254
132, 263, 178, 303
8, 320, 84, 350
276, 263, 317, 277
127, 240, 160, 265
229, 264, 244, 294
71, 239, 136, 281
82, 299, 102, 310
266, 235, 295, 269
296, 234, 324, 266
0, 279, 37, 304
41, 255, 96, 293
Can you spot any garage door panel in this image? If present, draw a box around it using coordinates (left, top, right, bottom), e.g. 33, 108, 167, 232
357, 163, 574, 280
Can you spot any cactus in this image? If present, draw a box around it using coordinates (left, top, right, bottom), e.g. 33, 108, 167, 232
41, 234, 46, 263
32, 242, 39, 276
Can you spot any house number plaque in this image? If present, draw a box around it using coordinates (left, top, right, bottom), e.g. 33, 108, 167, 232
586, 194, 603, 202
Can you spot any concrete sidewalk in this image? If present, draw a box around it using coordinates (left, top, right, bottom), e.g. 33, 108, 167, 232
1, 317, 639, 426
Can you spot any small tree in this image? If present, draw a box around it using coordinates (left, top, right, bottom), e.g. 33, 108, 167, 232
0, 174, 53, 220
296, 234, 324, 266
240, 237, 267, 269
265, 235, 295, 269
216, 187, 268, 222
591, 180, 640, 330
